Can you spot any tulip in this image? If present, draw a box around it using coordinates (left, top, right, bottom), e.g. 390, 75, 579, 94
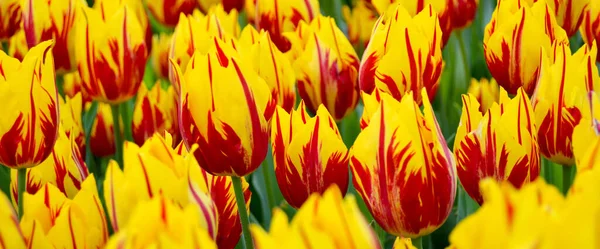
94, 0, 152, 52
581, 0, 600, 62
342, 1, 378, 50
360, 89, 389, 130
131, 83, 179, 146
0, 190, 28, 248
63, 71, 91, 103
358, 4, 443, 105
393, 238, 417, 249
10, 128, 89, 206
541, 0, 590, 37
168, 7, 240, 94
151, 33, 172, 80
20, 176, 109, 249
286, 15, 360, 121
77, 5, 148, 104
467, 78, 500, 113
146, 0, 197, 27
238, 26, 296, 112
448, 179, 564, 249
449, 0, 479, 29
255, 0, 319, 52
572, 92, 600, 171
90, 103, 120, 157
198, 0, 245, 13
0, 0, 21, 40
105, 195, 218, 249
532, 43, 599, 166
22, 0, 81, 74
60, 93, 85, 156
244, 0, 256, 24
251, 186, 381, 249
454, 88, 539, 205
271, 102, 349, 208
8, 30, 27, 61
484, 0, 569, 95
350, 89, 456, 238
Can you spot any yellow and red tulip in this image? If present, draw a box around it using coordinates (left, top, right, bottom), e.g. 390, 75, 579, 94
541, 0, 590, 37
168, 7, 240, 94
0, 190, 29, 249
581, 0, 600, 61
10, 128, 89, 206
271, 102, 349, 208
342, 1, 378, 50
285, 15, 360, 121
532, 43, 599, 166
151, 33, 172, 80
90, 103, 120, 157
251, 186, 381, 249
8, 30, 28, 61
483, 0, 569, 95
198, 0, 245, 13
63, 71, 92, 104
131, 83, 179, 146
20, 176, 109, 249
572, 92, 600, 171
238, 26, 296, 112
358, 4, 443, 105
22, 0, 81, 74
454, 88, 540, 205
255, 0, 319, 52
0, 41, 59, 169
350, 89, 456, 238
467, 78, 500, 113
77, 4, 148, 104
174, 38, 274, 177
60, 93, 85, 156
0, 0, 21, 40
146, 0, 198, 27
244, 0, 256, 24
94, 0, 152, 51
449, 0, 479, 29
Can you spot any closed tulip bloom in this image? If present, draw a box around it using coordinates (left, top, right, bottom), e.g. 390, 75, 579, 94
90, 103, 120, 157
255, 0, 319, 52
271, 103, 349, 208
286, 15, 360, 121
151, 33, 172, 79
484, 0, 569, 95
8, 30, 28, 61
359, 4, 443, 105
63, 71, 92, 103
198, 0, 245, 12
454, 88, 540, 205
351, 89, 456, 238
94, 0, 152, 51
541, 0, 590, 37
532, 43, 599, 166
132, 83, 178, 146
174, 38, 274, 176
342, 1, 378, 50
0, 0, 21, 40
77, 4, 148, 104
251, 186, 381, 249
239, 26, 296, 112
20, 177, 109, 249
467, 78, 500, 113
581, 1, 600, 61
0, 41, 59, 169
146, 0, 197, 27
168, 7, 240, 94
10, 129, 89, 206
23, 0, 81, 74
450, 0, 479, 29
60, 93, 85, 156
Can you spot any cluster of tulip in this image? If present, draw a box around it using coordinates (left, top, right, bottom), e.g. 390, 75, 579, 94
0, 0, 599, 248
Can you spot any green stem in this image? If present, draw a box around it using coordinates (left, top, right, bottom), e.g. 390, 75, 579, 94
1, 41, 8, 53
562, 165, 573, 195
84, 102, 99, 177
261, 162, 276, 217
110, 104, 124, 168
120, 101, 133, 141
412, 237, 423, 249
456, 31, 471, 89
373, 223, 387, 249
232, 176, 253, 249
17, 168, 26, 219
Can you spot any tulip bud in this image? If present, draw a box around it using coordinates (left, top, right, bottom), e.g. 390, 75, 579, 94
286, 15, 360, 121
23, 0, 81, 74
532, 42, 599, 166
90, 103, 121, 157
542, 0, 589, 37
63, 71, 92, 104
359, 4, 443, 105
581, 1, 600, 61
351, 89, 456, 238
255, 0, 319, 52
342, 1, 378, 50
467, 78, 500, 113
449, 0, 479, 29
147, 0, 197, 27
0, 41, 59, 169
174, 38, 274, 177
271, 103, 349, 208
455, 88, 539, 205
151, 33, 172, 79
8, 30, 27, 61
484, 0, 569, 95
0, 0, 21, 40
77, 5, 148, 104
132, 83, 179, 146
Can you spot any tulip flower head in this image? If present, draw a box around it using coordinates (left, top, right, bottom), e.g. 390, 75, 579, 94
131, 83, 179, 146
8, 30, 28, 61
359, 4, 444, 105
539, 0, 590, 37
271, 103, 349, 208
63, 71, 91, 103
0, 0, 21, 40
94, 0, 152, 51
0, 41, 59, 169
174, 38, 274, 177
351, 89, 456, 238
146, 0, 198, 27
484, 0, 569, 95
198, 0, 245, 13
467, 78, 500, 113
90, 103, 122, 157
342, 1, 378, 50
286, 15, 360, 121
60, 93, 85, 156
454, 88, 540, 205
581, 0, 600, 61
151, 33, 172, 80
449, 0, 479, 29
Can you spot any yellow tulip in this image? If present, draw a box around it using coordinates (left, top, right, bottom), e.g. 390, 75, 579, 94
60, 93, 85, 157
581, 0, 600, 62
8, 30, 27, 61
342, 1, 378, 50
131, 83, 179, 146
151, 33, 172, 80
0, 0, 21, 40
146, 0, 197, 27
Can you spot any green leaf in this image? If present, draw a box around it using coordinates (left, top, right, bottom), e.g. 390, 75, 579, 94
0, 166, 10, 197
